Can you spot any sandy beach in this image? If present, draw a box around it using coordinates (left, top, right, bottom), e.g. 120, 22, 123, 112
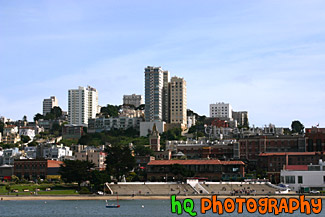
1, 194, 324, 201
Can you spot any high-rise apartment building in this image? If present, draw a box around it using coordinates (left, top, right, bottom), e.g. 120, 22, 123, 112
210, 102, 232, 119
144, 66, 169, 122
68, 86, 98, 126
43, 96, 58, 115
169, 77, 187, 126
123, 94, 143, 108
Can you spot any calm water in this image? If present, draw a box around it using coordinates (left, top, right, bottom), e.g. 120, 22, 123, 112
0, 199, 323, 217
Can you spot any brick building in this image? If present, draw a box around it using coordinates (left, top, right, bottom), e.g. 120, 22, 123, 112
238, 135, 306, 163
258, 152, 325, 183
305, 127, 325, 152
14, 159, 63, 180
147, 159, 245, 181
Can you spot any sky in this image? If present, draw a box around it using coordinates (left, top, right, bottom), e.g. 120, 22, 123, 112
1, 0, 325, 128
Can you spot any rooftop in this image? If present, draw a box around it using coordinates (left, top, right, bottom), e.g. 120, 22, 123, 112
259, 152, 323, 156
148, 159, 245, 166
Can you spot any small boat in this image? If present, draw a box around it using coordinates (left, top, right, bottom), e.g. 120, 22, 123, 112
105, 194, 120, 208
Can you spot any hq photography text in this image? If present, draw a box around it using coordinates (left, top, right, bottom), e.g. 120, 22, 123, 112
170, 195, 322, 216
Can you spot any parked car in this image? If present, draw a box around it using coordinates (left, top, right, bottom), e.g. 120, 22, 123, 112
310, 190, 320, 194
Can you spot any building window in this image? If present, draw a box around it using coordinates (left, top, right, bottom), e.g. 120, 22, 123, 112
298, 176, 303, 184
323, 176, 325, 184
285, 176, 295, 184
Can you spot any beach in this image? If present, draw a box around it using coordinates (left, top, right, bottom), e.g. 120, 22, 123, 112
1, 194, 324, 201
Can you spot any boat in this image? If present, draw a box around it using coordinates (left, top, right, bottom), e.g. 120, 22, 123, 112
105, 194, 120, 208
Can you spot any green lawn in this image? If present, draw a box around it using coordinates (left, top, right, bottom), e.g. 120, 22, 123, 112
0, 184, 79, 195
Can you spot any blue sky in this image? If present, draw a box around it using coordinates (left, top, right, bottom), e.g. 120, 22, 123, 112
1, 0, 325, 127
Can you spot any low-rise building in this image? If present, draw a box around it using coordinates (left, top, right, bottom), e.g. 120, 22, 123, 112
19, 127, 36, 141
280, 160, 325, 192
42, 144, 73, 161
3, 125, 18, 135
123, 94, 143, 108
0, 164, 14, 180
258, 152, 325, 183
305, 127, 325, 152
75, 149, 106, 170
62, 125, 84, 139
88, 116, 143, 133
147, 159, 245, 181
14, 159, 63, 180
2, 148, 20, 165
238, 135, 306, 162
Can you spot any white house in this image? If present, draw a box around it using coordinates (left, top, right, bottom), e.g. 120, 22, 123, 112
19, 127, 36, 141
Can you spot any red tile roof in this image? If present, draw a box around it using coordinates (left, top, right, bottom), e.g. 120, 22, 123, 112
259, 152, 322, 156
148, 159, 245, 166
47, 160, 63, 168
285, 165, 308, 171
4, 125, 16, 128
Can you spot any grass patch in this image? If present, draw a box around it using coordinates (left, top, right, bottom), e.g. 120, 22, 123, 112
0, 183, 79, 195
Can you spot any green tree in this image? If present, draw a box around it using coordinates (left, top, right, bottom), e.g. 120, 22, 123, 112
100, 104, 120, 117
291, 120, 304, 134
0, 121, 4, 134
90, 170, 111, 191
5, 185, 11, 195
23, 115, 27, 122
134, 145, 153, 156
51, 106, 63, 119
34, 113, 44, 121
21, 135, 31, 143
59, 160, 95, 189
28, 141, 38, 146
105, 144, 135, 181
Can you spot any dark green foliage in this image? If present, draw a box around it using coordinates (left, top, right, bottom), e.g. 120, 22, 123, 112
34, 113, 44, 122
90, 170, 111, 191
100, 104, 120, 117
34, 106, 63, 121
21, 135, 31, 143
0, 143, 19, 149
187, 112, 207, 138
28, 141, 38, 146
78, 128, 148, 147
51, 106, 62, 119
133, 145, 153, 156
0, 121, 4, 133
105, 144, 135, 181
60, 139, 78, 147
79, 187, 91, 194
59, 160, 95, 189
160, 127, 186, 147
50, 122, 62, 136
23, 115, 27, 122
291, 120, 304, 134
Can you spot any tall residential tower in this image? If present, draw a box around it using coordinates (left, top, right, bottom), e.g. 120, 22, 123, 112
144, 66, 169, 122
68, 86, 98, 126
169, 76, 187, 126
43, 96, 58, 115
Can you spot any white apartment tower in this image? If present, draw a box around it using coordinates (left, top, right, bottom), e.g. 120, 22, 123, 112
144, 66, 169, 122
123, 94, 143, 107
68, 86, 98, 126
169, 77, 187, 126
43, 96, 58, 115
210, 102, 232, 119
